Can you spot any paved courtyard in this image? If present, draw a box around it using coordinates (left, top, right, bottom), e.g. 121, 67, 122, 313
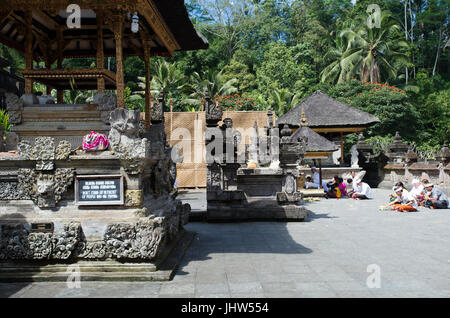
1, 188, 449, 298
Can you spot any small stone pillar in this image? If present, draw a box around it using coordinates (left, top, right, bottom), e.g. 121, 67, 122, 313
436, 142, 450, 165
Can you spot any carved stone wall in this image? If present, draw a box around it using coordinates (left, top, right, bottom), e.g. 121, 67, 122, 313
0, 216, 185, 261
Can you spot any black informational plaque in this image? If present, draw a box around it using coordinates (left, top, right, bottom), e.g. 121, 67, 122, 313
75, 175, 124, 206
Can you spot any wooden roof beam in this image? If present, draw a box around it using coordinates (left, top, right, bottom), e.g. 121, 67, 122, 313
0, 10, 13, 26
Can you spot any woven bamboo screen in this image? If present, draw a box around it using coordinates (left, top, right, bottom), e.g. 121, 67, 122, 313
163, 111, 271, 188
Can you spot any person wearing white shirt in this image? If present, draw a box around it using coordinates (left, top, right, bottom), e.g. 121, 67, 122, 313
409, 179, 424, 200
351, 179, 371, 200
306, 166, 328, 191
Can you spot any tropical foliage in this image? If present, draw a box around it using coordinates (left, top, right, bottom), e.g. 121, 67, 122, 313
0, 0, 448, 151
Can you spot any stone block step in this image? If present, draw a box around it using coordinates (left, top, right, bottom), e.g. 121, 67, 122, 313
24, 104, 98, 111
12, 121, 110, 133
22, 111, 102, 122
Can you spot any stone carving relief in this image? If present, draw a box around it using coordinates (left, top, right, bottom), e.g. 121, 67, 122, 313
17, 168, 74, 208
151, 89, 165, 123
7, 111, 21, 125
94, 93, 118, 124
94, 93, 118, 111
52, 222, 81, 259
125, 190, 144, 207
0, 222, 81, 260
5, 92, 23, 124
0, 224, 29, 260
76, 240, 107, 259
55, 141, 72, 161
284, 174, 296, 194
0, 182, 22, 200
28, 232, 53, 259
104, 219, 166, 260
5, 92, 24, 111
109, 109, 150, 174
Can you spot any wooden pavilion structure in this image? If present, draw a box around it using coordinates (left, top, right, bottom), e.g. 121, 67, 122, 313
277, 91, 380, 164
0, 0, 208, 128
291, 109, 338, 188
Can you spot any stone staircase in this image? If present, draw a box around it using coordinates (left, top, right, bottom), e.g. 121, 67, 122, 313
12, 104, 111, 148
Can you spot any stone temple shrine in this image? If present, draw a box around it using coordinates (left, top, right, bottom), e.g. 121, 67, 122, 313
0, 0, 208, 281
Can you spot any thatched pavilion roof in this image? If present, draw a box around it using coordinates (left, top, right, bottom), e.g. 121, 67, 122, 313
292, 126, 338, 153
277, 91, 380, 128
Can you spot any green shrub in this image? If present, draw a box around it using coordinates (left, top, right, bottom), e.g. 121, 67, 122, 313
0, 109, 11, 133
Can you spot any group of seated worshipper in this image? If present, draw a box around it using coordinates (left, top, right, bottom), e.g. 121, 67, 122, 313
381, 179, 449, 212
323, 175, 372, 200
303, 167, 372, 200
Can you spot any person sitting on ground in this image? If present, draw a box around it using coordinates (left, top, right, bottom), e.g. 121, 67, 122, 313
304, 168, 329, 191
389, 182, 409, 202
382, 187, 418, 212
409, 179, 424, 202
337, 177, 348, 197
309, 166, 329, 191
423, 183, 449, 209
351, 179, 371, 200
417, 179, 430, 206
325, 176, 342, 199
304, 176, 315, 189
346, 178, 354, 196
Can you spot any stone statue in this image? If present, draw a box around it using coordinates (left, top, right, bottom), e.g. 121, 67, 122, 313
109, 108, 140, 147
205, 90, 222, 126
350, 145, 360, 168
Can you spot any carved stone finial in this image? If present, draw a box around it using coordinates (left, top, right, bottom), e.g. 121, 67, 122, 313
281, 124, 292, 138
436, 142, 450, 164
300, 107, 309, 127
386, 131, 409, 163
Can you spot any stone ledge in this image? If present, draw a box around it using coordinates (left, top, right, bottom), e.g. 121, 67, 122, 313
0, 230, 196, 282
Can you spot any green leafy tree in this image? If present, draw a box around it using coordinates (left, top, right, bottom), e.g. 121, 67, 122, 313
182, 69, 238, 108
256, 41, 317, 99
269, 88, 301, 116
221, 59, 256, 92
321, 10, 410, 84
326, 79, 421, 140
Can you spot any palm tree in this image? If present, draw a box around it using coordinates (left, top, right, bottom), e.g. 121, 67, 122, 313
321, 11, 410, 84
135, 59, 185, 97
181, 69, 238, 108
269, 88, 300, 116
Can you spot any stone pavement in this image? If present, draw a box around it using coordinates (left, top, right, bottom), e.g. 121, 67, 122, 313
1, 188, 450, 298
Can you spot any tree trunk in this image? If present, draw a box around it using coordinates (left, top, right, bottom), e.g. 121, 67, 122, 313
408, 0, 415, 78
404, 0, 408, 85
432, 28, 442, 76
